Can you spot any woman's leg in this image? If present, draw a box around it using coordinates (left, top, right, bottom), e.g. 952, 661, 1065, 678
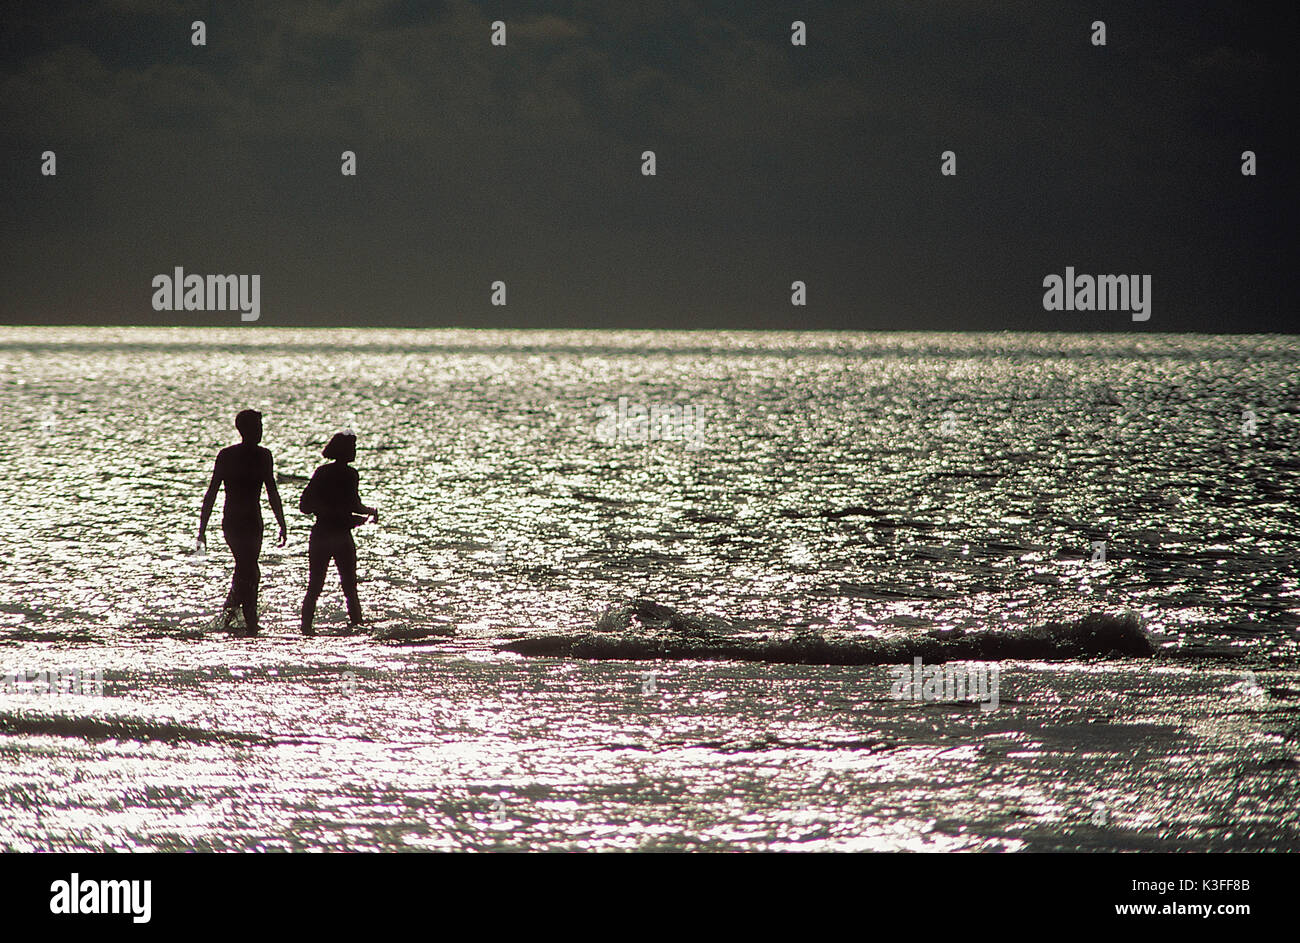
334, 533, 363, 627
300, 528, 330, 635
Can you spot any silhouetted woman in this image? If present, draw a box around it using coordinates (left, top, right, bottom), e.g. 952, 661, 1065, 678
299, 431, 378, 636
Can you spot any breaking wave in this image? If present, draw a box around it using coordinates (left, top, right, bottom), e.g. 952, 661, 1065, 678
499, 598, 1157, 664
0, 710, 267, 745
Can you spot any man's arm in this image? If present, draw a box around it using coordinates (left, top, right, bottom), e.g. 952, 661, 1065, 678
264, 452, 287, 546
198, 456, 222, 547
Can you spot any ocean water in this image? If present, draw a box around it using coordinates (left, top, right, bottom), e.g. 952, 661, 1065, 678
0, 326, 1297, 851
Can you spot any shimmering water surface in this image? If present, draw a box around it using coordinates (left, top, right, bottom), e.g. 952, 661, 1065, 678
1, 327, 1297, 851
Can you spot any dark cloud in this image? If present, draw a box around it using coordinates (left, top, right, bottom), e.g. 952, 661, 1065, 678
367, 0, 448, 30
0, 0, 1292, 329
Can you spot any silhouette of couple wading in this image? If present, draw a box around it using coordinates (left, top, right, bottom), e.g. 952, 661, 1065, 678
197, 410, 378, 635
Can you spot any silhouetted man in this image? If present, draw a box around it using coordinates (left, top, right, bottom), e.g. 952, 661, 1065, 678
198, 409, 287, 635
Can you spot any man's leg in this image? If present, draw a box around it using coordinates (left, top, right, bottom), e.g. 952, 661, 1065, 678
241, 533, 262, 633
221, 527, 243, 629
220, 550, 240, 626
219, 585, 239, 628
224, 523, 263, 634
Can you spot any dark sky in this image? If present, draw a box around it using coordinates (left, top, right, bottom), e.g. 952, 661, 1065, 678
1, 0, 1294, 331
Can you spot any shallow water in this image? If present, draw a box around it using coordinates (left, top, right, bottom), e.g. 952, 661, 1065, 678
1, 327, 1297, 851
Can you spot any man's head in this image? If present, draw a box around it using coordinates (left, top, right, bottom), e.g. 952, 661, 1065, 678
235, 409, 263, 445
